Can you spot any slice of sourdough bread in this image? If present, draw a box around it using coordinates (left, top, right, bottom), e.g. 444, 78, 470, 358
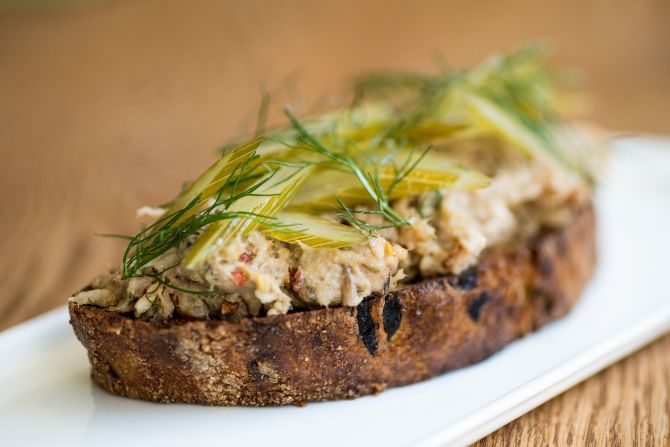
69, 206, 595, 406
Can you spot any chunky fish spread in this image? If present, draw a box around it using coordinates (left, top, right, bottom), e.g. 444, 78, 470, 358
72, 139, 590, 320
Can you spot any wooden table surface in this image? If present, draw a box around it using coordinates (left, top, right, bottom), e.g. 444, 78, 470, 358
1, 1, 669, 444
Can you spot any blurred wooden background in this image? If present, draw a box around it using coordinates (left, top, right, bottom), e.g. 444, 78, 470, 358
1, 0, 669, 444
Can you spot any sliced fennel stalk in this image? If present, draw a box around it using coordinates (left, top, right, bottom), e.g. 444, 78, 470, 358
165, 137, 263, 222
463, 93, 539, 158
182, 165, 313, 268
464, 92, 590, 180
288, 159, 490, 210
263, 211, 367, 248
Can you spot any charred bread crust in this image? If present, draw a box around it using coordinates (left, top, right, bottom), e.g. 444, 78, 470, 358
69, 206, 596, 406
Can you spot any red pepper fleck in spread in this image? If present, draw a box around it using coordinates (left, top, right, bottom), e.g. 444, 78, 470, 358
239, 252, 254, 264
289, 267, 303, 293
231, 268, 249, 286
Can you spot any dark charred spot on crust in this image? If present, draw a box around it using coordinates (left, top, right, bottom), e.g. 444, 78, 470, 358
448, 267, 478, 290
467, 292, 490, 322
248, 358, 278, 382
312, 331, 325, 347
107, 365, 120, 381
356, 299, 378, 356
252, 320, 285, 336
249, 359, 262, 382
382, 293, 402, 341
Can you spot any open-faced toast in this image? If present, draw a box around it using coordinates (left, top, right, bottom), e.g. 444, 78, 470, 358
68, 46, 602, 406
70, 206, 595, 406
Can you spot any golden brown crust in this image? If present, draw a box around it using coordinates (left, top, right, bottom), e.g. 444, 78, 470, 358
69, 206, 596, 406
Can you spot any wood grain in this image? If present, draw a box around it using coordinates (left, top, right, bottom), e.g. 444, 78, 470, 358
1, 0, 669, 444
475, 334, 670, 446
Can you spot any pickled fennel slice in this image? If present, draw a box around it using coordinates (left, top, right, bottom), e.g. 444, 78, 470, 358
464, 93, 540, 158
182, 165, 313, 268
263, 211, 367, 248
288, 160, 490, 210
165, 137, 263, 222
464, 92, 589, 179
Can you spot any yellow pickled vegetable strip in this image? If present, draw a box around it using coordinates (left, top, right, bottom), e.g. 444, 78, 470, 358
289, 163, 489, 210
263, 211, 367, 248
182, 165, 312, 268
464, 94, 538, 157
166, 136, 263, 220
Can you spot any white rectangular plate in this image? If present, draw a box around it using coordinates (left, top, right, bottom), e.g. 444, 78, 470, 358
2, 137, 670, 447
